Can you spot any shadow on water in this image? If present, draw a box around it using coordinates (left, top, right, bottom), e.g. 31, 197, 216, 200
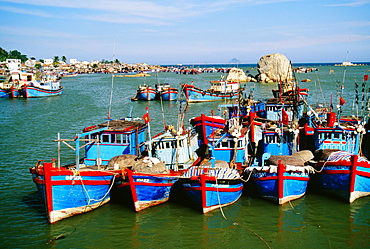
21, 190, 46, 217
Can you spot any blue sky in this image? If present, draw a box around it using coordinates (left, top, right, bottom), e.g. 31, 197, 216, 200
1, 0, 369, 64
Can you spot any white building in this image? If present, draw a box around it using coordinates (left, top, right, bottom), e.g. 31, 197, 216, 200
69, 58, 78, 64
6, 59, 21, 71
44, 59, 53, 65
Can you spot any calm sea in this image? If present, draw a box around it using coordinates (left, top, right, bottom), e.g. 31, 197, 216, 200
1, 64, 370, 248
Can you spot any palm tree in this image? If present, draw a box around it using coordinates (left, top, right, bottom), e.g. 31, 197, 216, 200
61, 56, 67, 63
53, 56, 59, 67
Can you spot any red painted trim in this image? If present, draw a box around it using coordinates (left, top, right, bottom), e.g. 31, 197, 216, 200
349, 155, 358, 193
43, 162, 54, 216
127, 169, 138, 202
322, 170, 350, 174
116, 182, 130, 188
50, 180, 111, 185
201, 173, 207, 209
33, 178, 43, 184
357, 170, 370, 178
133, 182, 174, 187
201, 114, 208, 144
277, 161, 284, 200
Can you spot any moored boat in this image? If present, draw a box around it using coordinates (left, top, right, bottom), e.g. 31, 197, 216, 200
180, 162, 243, 213
181, 80, 243, 103
21, 81, 63, 98
312, 151, 370, 203
134, 84, 156, 100
156, 83, 178, 101
29, 116, 149, 223
114, 155, 181, 212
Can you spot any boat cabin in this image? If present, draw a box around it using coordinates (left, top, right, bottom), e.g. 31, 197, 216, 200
82, 119, 148, 166
209, 81, 239, 93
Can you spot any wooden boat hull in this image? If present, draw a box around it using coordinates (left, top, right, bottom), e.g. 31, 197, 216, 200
160, 88, 178, 101
182, 84, 240, 103
22, 86, 63, 98
30, 162, 117, 223
0, 88, 10, 98
247, 163, 311, 205
314, 154, 370, 203
136, 88, 156, 100
181, 168, 243, 213
116, 169, 180, 212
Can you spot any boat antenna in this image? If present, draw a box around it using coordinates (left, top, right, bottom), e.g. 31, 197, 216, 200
107, 38, 116, 121
107, 74, 114, 120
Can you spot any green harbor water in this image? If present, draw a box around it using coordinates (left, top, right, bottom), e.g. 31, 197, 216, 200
1, 64, 370, 248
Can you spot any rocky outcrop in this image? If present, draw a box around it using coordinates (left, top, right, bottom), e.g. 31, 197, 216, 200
256, 53, 293, 83
226, 67, 257, 82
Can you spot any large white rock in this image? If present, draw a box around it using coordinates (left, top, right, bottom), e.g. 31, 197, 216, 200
226, 67, 248, 82
256, 53, 293, 83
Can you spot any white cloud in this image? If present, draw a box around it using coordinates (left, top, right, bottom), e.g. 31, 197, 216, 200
325, 0, 370, 7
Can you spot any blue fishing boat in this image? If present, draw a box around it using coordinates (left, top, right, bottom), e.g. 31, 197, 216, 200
29, 116, 149, 223
20, 73, 63, 98
190, 114, 247, 169
313, 151, 370, 203
239, 74, 315, 204
21, 82, 63, 97
115, 113, 199, 211
181, 80, 243, 103
245, 124, 315, 204
180, 124, 244, 213
116, 161, 181, 212
147, 125, 199, 170
157, 83, 178, 101
135, 84, 157, 100
0, 72, 29, 98
181, 163, 243, 213
190, 113, 226, 144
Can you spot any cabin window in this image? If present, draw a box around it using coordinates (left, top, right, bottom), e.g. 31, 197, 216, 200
111, 134, 116, 143
91, 134, 98, 141
229, 140, 235, 148
102, 134, 110, 143
222, 141, 228, 148
116, 134, 122, 143
333, 133, 340, 139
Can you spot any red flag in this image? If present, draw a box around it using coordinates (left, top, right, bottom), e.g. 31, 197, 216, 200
142, 112, 150, 124
339, 96, 346, 106
282, 108, 289, 125
364, 75, 369, 82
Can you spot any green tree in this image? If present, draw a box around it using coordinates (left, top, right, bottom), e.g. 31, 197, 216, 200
61, 56, 67, 63
0, 47, 9, 62
53, 56, 59, 66
114, 58, 120, 64
35, 64, 42, 69
9, 50, 28, 62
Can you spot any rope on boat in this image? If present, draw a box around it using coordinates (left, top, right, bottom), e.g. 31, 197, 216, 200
215, 178, 228, 220
72, 169, 119, 208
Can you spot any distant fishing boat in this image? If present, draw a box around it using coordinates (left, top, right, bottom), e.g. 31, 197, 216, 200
21, 80, 63, 98
134, 84, 157, 100
156, 83, 178, 101
0, 71, 33, 98
133, 83, 179, 101
29, 116, 149, 223
181, 80, 243, 103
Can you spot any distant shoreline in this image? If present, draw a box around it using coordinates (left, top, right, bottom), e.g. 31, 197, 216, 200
160, 62, 370, 67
